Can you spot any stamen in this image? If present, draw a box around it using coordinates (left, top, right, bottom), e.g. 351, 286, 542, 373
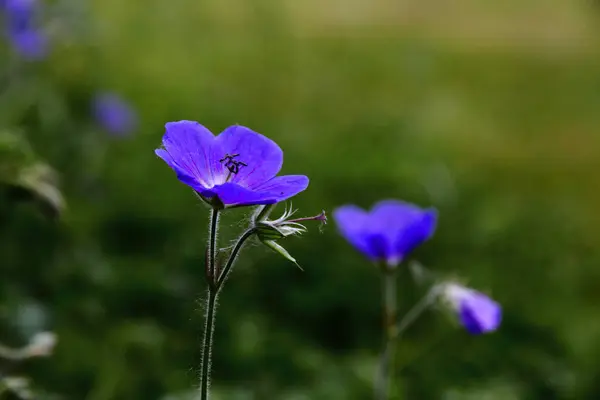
220, 153, 247, 182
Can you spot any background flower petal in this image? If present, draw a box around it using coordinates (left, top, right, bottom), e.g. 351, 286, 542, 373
368, 200, 437, 263
9, 28, 47, 59
363, 233, 390, 261
216, 125, 283, 189
93, 93, 138, 136
333, 205, 379, 260
392, 209, 437, 260
459, 292, 502, 335
160, 121, 224, 189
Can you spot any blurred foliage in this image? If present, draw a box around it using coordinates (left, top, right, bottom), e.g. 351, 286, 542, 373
0, 130, 64, 218
2, 0, 600, 399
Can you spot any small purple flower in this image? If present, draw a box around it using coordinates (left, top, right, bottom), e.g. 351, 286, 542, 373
8, 28, 46, 58
333, 200, 437, 267
1, 0, 48, 60
441, 283, 502, 335
2, 0, 37, 25
155, 121, 309, 208
92, 93, 138, 137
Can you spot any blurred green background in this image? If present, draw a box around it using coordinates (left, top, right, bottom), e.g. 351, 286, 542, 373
2, 0, 600, 398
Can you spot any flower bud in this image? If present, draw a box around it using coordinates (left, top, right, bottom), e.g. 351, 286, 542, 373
255, 221, 306, 242
439, 282, 501, 335
252, 203, 326, 266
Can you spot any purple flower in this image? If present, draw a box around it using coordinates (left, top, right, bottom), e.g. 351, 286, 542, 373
1, 0, 48, 60
2, 0, 37, 23
442, 283, 502, 335
8, 28, 47, 58
333, 200, 437, 267
92, 93, 138, 137
155, 121, 309, 208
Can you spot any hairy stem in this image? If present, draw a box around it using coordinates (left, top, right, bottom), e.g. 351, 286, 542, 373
199, 221, 256, 399
216, 228, 256, 289
208, 209, 220, 286
199, 209, 220, 399
375, 268, 397, 400
199, 290, 217, 399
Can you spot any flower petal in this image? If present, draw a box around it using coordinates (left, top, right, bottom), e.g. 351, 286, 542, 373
159, 121, 224, 189
363, 233, 390, 261
93, 93, 137, 136
253, 175, 309, 202
209, 182, 280, 208
215, 125, 283, 189
155, 149, 205, 192
459, 291, 502, 335
368, 200, 437, 264
9, 29, 47, 60
393, 209, 437, 260
333, 205, 379, 260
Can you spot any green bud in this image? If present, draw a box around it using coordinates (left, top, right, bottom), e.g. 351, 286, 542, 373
255, 221, 306, 242
255, 224, 286, 241
251, 202, 325, 269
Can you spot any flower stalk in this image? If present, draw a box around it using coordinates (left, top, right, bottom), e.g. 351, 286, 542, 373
375, 284, 444, 400
199, 290, 217, 399
198, 203, 324, 398
375, 272, 445, 400
207, 209, 220, 287
200, 213, 258, 399
396, 286, 439, 337
216, 227, 256, 288
199, 209, 220, 398
375, 267, 397, 400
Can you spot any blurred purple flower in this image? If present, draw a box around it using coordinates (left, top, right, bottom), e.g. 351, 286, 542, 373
155, 121, 309, 208
333, 200, 437, 267
8, 29, 46, 58
1, 0, 48, 59
92, 93, 138, 137
442, 283, 502, 335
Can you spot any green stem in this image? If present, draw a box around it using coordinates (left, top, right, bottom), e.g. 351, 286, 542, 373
199, 290, 217, 399
375, 268, 397, 400
199, 224, 256, 399
216, 228, 256, 289
374, 285, 439, 400
199, 208, 220, 399
208, 209, 220, 286
395, 287, 439, 338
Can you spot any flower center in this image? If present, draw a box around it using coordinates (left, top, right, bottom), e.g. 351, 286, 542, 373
219, 153, 247, 182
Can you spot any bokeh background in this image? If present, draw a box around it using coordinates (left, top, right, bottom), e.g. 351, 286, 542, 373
2, 0, 600, 399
